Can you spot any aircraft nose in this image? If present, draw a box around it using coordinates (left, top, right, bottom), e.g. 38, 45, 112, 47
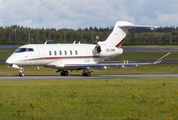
6, 58, 13, 64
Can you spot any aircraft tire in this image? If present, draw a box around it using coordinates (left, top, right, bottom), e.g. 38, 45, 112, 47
86, 72, 90, 76
82, 72, 90, 76
82, 73, 85, 76
64, 71, 68, 76
61, 72, 64, 76
61, 71, 68, 76
19, 72, 24, 77
22, 73, 25, 76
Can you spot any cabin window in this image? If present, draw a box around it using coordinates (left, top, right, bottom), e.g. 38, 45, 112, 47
49, 51, 51, 55
59, 51, 62, 55
70, 50, 72, 55
75, 50, 78, 55
54, 51, 57, 55
65, 50, 67, 55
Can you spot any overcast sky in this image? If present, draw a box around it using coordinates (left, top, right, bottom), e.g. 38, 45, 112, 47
0, 0, 178, 29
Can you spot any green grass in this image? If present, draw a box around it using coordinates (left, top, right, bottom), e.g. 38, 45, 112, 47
0, 78, 178, 119
0, 48, 16, 50
0, 51, 13, 60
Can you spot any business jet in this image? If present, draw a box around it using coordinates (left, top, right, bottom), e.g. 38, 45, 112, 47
6, 21, 170, 77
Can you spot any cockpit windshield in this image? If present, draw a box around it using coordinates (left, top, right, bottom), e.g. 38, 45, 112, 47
15, 48, 34, 53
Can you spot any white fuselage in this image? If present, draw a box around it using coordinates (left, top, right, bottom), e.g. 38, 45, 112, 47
5, 21, 162, 76
6, 43, 123, 70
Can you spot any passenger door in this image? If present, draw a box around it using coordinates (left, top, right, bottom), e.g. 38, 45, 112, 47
37, 47, 44, 64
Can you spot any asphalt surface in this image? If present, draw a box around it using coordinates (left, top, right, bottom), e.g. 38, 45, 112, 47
0, 74, 178, 80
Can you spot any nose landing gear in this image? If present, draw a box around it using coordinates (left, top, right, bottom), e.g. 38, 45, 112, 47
19, 66, 24, 77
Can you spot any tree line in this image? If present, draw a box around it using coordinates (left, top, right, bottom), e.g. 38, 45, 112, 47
0, 25, 178, 45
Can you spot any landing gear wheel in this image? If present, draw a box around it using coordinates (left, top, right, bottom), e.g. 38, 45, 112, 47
82, 72, 90, 76
64, 71, 68, 76
19, 72, 24, 77
82, 68, 91, 76
87, 72, 90, 76
82, 72, 86, 76
19, 66, 24, 77
61, 70, 68, 76
61, 71, 64, 76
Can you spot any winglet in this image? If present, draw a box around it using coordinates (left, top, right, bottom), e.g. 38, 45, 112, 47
153, 52, 171, 64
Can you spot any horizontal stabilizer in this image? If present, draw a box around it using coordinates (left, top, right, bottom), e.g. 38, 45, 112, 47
118, 25, 159, 28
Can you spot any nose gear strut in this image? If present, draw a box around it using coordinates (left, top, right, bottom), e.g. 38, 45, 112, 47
19, 66, 24, 77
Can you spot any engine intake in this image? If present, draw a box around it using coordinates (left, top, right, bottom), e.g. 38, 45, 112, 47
93, 45, 123, 57
94, 45, 101, 56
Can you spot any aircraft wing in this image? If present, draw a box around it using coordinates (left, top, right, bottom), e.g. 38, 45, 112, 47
64, 52, 171, 68
64, 63, 149, 68
108, 25, 159, 29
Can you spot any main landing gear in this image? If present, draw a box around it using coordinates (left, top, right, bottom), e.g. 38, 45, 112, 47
19, 66, 24, 77
56, 70, 69, 76
60, 70, 69, 76
82, 68, 92, 77
57, 68, 92, 76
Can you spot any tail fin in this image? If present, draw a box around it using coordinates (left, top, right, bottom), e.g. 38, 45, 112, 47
98, 21, 159, 47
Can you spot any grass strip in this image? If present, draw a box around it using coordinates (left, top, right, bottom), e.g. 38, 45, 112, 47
0, 78, 177, 119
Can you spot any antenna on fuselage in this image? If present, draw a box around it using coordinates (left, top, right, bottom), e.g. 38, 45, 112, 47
44, 41, 47, 44
73, 41, 76, 44
78, 41, 80, 44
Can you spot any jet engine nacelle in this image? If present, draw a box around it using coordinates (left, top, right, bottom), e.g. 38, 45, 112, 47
93, 45, 123, 57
